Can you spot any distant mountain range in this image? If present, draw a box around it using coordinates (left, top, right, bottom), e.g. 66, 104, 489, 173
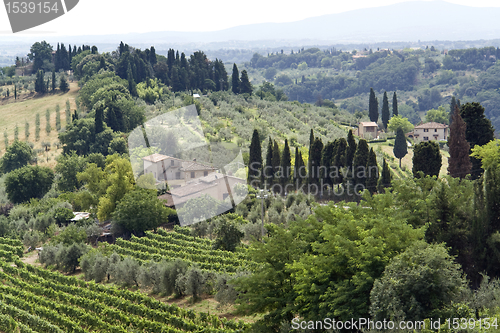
61, 1, 500, 45
2, 1, 500, 54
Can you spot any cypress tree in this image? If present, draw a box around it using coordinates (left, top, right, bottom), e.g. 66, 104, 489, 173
127, 64, 137, 96
449, 96, 457, 125
381, 91, 390, 130
25, 121, 29, 141
248, 129, 262, 187
392, 91, 398, 116
45, 109, 51, 134
231, 64, 240, 94
3, 131, 7, 148
265, 137, 273, 183
95, 104, 104, 135
369, 88, 379, 123
239, 70, 252, 95
35, 113, 40, 141
14, 85, 16, 100
393, 128, 407, 169
51, 70, 56, 92
55, 105, 61, 131
460, 102, 494, 180
294, 147, 305, 185
333, 138, 347, 185
345, 129, 357, 168
448, 105, 471, 179
412, 141, 442, 178
321, 141, 335, 186
309, 138, 324, 185
281, 139, 291, 187
272, 140, 281, 183
365, 148, 379, 194
14, 124, 18, 142
378, 158, 392, 192
353, 139, 369, 187
65, 100, 71, 126
308, 129, 314, 183
59, 75, 69, 92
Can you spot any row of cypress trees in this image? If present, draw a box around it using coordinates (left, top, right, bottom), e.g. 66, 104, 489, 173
248, 128, 392, 196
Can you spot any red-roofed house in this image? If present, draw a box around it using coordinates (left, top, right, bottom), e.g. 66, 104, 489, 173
407, 122, 449, 142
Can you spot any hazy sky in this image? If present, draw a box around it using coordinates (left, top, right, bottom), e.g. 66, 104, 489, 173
0, 0, 499, 36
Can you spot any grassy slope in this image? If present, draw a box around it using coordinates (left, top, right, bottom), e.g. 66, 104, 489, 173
0, 82, 79, 168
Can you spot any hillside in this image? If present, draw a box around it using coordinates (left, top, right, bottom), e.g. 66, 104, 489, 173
0, 81, 79, 168
241, 45, 500, 136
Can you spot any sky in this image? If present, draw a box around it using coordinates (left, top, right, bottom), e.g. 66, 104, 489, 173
0, 0, 499, 36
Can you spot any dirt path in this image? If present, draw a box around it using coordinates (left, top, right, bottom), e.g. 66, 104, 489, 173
20, 251, 41, 266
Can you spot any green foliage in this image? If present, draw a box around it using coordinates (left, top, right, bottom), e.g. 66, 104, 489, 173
55, 152, 87, 192
51, 224, 87, 246
136, 78, 164, 103
387, 115, 414, 133
290, 199, 424, 321
413, 141, 442, 178
59, 118, 117, 156
370, 242, 467, 321
112, 188, 172, 235
5, 166, 54, 203
212, 219, 244, 252
425, 106, 449, 124
1, 140, 34, 174
234, 224, 305, 330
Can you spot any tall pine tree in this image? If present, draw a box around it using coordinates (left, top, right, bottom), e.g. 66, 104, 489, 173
333, 138, 347, 185
369, 88, 379, 123
449, 96, 457, 126
294, 147, 305, 185
393, 128, 407, 168
392, 91, 398, 116
231, 64, 240, 94
353, 139, 369, 187
51, 70, 56, 92
460, 102, 494, 180
447, 105, 471, 179
381, 91, 390, 130
309, 138, 324, 185
240, 70, 252, 95
365, 148, 379, 194
272, 140, 281, 184
248, 129, 262, 187
281, 139, 291, 187
412, 141, 442, 178
345, 129, 357, 168
378, 158, 392, 192
265, 137, 273, 183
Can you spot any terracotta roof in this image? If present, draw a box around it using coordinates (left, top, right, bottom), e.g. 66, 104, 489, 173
142, 154, 169, 163
359, 122, 378, 127
414, 122, 448, 129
